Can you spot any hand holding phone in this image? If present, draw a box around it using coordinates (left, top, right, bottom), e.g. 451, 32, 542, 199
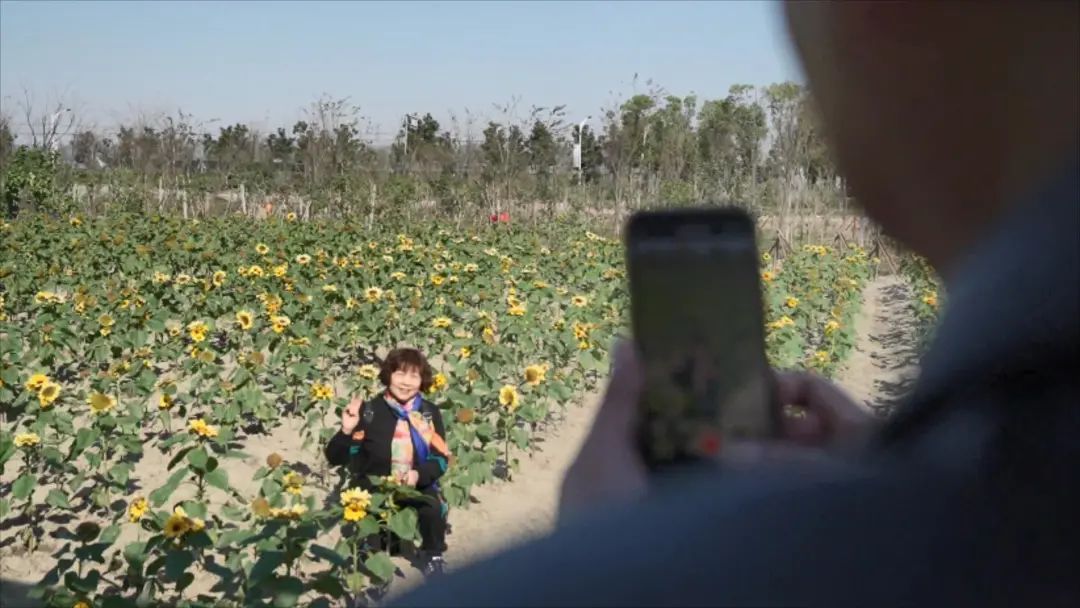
626, 207, 778, 470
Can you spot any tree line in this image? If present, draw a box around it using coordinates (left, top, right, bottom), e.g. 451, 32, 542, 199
1, 80, 854, 229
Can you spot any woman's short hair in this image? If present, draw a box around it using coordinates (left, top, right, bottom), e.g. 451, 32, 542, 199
379, 347, 434, 393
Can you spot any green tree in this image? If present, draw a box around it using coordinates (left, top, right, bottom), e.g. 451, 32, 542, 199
2, 147, 65, 218
0, 115, 15, 173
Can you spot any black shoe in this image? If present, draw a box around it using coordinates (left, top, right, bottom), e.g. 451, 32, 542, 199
421, 554, 446, 577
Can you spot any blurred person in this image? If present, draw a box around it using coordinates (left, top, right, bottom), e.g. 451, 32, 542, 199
325, 347, 452, 577
395, 2, 1078, 606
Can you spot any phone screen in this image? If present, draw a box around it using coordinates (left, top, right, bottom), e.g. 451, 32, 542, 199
627, 209, 776, 468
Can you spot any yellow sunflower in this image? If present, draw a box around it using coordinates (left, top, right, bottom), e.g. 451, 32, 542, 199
236, 310, 254, 330
310, 382, 334, 401
282, 471, 304, 495
343, 503, 367, 522
340, 487, 372, 509
498, 385, 520, 411
428, 373, 448, 393
187, 321, 209, 343
270, 315, 291, 334
128, 496, 149, 523
25, 373, 50, 391
187, 418, 219, 439
571, 295, 589, 307
255, 243, 270, 255
87, 392, 116, 415
524, 365, 547, 386
38, 381, 61, 407
14, 432, 41, 448
163, 512, 191, 539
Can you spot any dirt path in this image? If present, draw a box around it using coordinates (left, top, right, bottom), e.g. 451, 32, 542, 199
837, 274, 922, 416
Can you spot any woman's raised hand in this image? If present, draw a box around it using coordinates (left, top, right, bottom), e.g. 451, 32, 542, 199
341, 397, 363, 434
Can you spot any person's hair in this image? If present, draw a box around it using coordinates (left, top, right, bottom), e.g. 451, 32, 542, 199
379, 347, 434, 393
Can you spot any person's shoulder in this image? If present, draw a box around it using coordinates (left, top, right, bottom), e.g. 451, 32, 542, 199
392, 462, 1014, 607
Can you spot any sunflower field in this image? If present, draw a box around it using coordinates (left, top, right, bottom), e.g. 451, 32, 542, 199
0, 213, 873, 607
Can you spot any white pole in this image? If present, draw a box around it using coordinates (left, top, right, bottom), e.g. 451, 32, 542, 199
576, 116, 590, 185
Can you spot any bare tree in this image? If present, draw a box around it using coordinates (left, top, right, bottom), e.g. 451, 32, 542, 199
18, 87, 82, 151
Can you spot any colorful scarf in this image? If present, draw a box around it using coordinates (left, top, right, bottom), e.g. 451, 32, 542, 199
384, 393, 450, 486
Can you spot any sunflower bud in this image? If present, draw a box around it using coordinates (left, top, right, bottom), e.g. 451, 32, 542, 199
251, 497, 271, 518
266, 453, 283, 469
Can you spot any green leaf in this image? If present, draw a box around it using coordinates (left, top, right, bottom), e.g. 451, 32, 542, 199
99, 523, 121, 545
309, 544, 349, 568
216, 529, 254, 547
45, 488, 71, 509
204, 468, 229, 491
179, 501, 207, 519
64, 569, 101, 594
220, 504, 248, 521
102, 595, 138, 608
310, 573, 346, 599
186, 446, 209, 471
109, 462, 133, 486
388, 508, 419, 541
345, 571, 366, 593
510, 427, 530, 450
124, 541, 148, 568
354, 515, 380, 538
149, 468, 188, 507
163, 549, 194, 581
364, 551, 395, 583
271, 576, 304, 608
166, 445, 195, 471
12, 473, 36, 500
248, 550, 285, 584
135, 368, 156, 394
68, 427, 96, 460
0, 435, 13, 469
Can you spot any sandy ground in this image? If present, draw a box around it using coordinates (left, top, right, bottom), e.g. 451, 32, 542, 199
2, 276, 922, 606
836, 274, 922, 416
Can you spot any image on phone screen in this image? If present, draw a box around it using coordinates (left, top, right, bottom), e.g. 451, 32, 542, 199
628, 210, 775, 467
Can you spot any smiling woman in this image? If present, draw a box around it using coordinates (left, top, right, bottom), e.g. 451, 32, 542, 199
324, 347, 452, 578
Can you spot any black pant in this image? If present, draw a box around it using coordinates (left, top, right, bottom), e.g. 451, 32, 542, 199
402, 486, 447, 555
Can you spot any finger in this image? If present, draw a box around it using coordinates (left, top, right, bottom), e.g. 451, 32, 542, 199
775, 371, 878, 447
779, 406, 827, 444
591, 339, 643, 440
774, 371, 862, 435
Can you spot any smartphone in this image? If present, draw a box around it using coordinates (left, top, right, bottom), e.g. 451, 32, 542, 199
626, 207, 778, 470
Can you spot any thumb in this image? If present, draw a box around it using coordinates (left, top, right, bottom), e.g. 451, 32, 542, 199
590, 340, 643, 443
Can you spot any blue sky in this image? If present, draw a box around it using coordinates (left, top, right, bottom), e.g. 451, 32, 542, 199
1, 0, 803, 144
